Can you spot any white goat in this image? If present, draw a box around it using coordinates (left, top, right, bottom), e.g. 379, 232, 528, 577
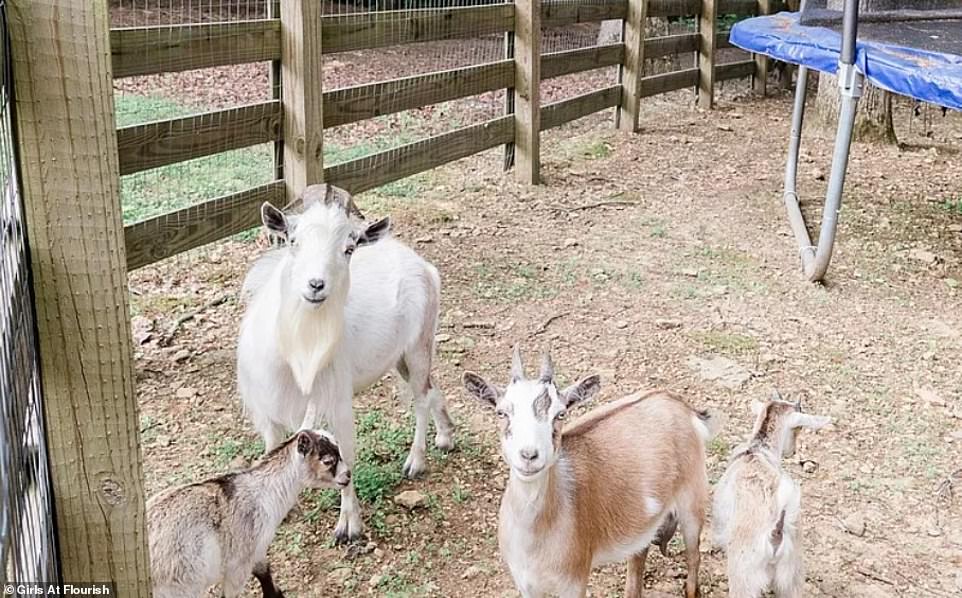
712, 392, 830, 598
463, 347, 718, 598
147, 429, 351, 598
237, 183, 454, 542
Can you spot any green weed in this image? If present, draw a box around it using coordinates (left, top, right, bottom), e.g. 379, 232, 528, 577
690, 330, 759, 355
209, 436, 264, 469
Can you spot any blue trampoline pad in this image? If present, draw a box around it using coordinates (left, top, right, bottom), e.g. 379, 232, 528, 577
730, 13, 962, 111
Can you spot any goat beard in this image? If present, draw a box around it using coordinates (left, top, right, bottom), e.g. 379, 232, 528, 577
276, 292, 346, 395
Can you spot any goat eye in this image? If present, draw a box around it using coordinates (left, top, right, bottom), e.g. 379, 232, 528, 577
555, 411, 567, 421
495, 409, 507, 419
344, 245, 355, 256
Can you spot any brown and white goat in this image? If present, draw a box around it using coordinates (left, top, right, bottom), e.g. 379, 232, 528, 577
463, 347, 718, 598
712, 392, 830, 598
147, 430, 350, 598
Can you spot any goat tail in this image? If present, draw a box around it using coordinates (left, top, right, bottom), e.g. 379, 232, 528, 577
691, 408, 724, 443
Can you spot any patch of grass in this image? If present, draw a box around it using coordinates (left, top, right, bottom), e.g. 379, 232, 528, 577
209, 436, 264, 469
575, 138, 613, 160
115, 94, 193, 128
473, 262, 557, 302
275, 526, 304, 557
139, 415, 161, 444
303, 489, 340, 524
650, 224, 667, 238
707, 436, 730, 460
941, 198, 962, 215
451, 483, 471, 504
353, 408, 412, 503
690, 330, 759, 355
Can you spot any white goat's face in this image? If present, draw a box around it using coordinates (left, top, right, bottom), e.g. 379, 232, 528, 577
463, 347, 600, 482
261, 195, 389, 308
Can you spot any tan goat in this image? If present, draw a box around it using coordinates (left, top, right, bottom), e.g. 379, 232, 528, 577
463, 347, 718, 598
147, 429, 350, 598
712, 392, 830, 598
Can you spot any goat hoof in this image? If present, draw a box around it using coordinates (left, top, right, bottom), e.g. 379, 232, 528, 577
333, 527, 362, 545
434, 434, 454, 452
402, 455, 426, 479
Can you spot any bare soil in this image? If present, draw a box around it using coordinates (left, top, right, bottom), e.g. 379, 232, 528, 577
130, 83, 962, 597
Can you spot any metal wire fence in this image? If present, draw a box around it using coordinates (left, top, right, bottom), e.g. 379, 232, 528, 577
0, 0, 59, 584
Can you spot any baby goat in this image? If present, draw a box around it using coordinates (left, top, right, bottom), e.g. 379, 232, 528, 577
147, 430, 350, 598
712, 392, 830, 598
463, 347, 717, 598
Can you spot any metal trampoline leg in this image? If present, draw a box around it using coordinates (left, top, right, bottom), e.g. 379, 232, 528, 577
806, 64, 863, 281
782, 66, 815, 265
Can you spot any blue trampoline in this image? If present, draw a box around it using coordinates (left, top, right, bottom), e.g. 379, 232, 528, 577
730, 0, 962, 282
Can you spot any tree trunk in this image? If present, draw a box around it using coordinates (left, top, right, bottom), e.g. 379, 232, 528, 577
815, 0, 897, 143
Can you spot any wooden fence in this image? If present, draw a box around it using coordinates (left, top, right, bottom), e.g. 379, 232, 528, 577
114, 0, 770, 270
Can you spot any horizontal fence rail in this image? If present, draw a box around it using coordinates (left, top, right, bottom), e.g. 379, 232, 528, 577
116, 0, 765, 270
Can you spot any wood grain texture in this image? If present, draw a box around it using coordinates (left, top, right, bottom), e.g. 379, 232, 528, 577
648, 0, 700, 18
124, 181, 285, 270
541, 44, 624, 80
322, 5, 514, 54
324, 61, 513, 128
541, 0, 626, 27
111, 19, 281, 78
117, 101, 282, 175
280, 0, 323, 203
542, 85, 621, 130
698, 0, 717, 107
619, 0, 647, 131
8, 0, 150, 591
717, 59, 755, 81
514, 0, 541, 184
645, 33, 699, 58
719, 0, 757, 14
325, 116, 513, 195
641, 67, 699, 97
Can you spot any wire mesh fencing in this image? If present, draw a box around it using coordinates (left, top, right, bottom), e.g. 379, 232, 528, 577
0, 0, 60, 584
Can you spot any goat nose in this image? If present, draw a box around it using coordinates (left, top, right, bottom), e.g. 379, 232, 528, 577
308, 278, 326, 292
520, 448, 539, 462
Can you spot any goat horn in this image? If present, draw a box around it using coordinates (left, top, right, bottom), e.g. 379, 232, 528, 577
771, 389, 784, 402
510, 344, 525, 382
539, 350, 554, 382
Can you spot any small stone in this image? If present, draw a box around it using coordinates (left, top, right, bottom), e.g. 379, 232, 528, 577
362, 541, 377, 554
655, 319, 682, 330
154, 434, 171, 448
946, 278, 959, 289
914, 385, 946, 407
175, 386, 197, 399
327, 567, 352, 586
462, 565, 484, 580
415, 236, 433, 244
948, 223, 962, 233
373, 548, 385, 560
716, 123, 733, 132
615, 320, 629, 329
435, 333, 452, 343
688, 356, 751, 390
801, 460, 818, 474
457, 336, 476, 350
948, 429, 962, 442
368, 574, 384, 588
681, 268, 700, 278
563, 238, 579, 248
394, 490, 427, 510
908, 248, 938, 264
173, 349, 190, 362
813, 169, 826, 181
841, 512, 866, 537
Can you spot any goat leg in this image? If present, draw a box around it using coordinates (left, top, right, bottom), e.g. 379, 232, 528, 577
253, 562, 285, 598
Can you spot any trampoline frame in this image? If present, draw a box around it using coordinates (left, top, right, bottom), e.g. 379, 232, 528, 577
784, 0, 865, 282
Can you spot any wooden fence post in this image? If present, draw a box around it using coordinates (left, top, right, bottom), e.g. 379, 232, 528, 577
280, 0, 324, 203
269, 0, 284, 182
8, 0, 151, 592
698, 0, 717, 108
753, 0, 772, 95
513, 0, 541, 184
618, 0, 647, 132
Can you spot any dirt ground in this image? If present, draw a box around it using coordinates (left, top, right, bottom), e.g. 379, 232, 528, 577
128, 77, 962, 597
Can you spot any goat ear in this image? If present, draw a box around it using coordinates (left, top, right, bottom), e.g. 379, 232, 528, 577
296, 430, 314, 455
789, 413, 831, 431
560, 375, 600, 408
462, 372, 500, 407
261, 202, 288, 239
357, 217, 390, 246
